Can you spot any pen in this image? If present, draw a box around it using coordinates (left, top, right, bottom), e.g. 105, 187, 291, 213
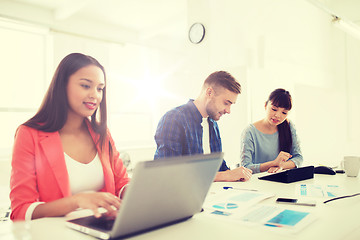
223, 186, 258, 191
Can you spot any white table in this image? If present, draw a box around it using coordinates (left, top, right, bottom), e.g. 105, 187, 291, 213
1, 173, 359, 240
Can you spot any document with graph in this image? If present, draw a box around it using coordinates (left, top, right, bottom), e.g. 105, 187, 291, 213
236, 204, 316, 233
295, 184, 341, 198
203, 188, 274, 215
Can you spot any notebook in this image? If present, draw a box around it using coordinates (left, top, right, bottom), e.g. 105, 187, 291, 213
66, 152, 224, 239
258, 166, 314, 183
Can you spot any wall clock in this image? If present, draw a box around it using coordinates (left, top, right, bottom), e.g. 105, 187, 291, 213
188, 23, 205, 44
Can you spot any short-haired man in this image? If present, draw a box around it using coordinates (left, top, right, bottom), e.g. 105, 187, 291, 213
154, 71, 252, 182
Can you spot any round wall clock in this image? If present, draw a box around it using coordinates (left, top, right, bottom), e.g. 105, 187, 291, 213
188, 23, 205, 44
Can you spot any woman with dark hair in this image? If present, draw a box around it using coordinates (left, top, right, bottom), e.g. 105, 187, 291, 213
240, 88, 303, 173
10, 53, 129, 221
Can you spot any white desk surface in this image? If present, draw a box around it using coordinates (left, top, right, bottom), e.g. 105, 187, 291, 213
1, 173, 359, 240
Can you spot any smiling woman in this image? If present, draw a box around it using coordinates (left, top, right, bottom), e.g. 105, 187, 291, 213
10, 53, 130, 221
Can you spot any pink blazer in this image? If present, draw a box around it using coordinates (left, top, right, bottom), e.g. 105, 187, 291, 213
10, 122, 129, 221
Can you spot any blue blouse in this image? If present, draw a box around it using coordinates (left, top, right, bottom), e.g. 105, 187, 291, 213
240, 121, 303, 173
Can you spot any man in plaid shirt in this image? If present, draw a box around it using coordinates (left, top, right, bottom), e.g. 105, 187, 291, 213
154, 71, 252, 182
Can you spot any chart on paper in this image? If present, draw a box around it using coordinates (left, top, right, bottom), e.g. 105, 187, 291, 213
296, 184, 341, 197
212, 203, 239, 210
204, 189, 275, 215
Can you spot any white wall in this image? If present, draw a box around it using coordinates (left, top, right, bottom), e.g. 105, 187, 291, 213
183, 0, 360, 168
0, 20, 50, 159
1, 0, 360, 172
346, 36, 360, 155
155, 0, 360, 168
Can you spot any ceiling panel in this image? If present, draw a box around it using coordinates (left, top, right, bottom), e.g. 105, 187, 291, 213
0, 0, 188, 49
2, 0, 360, 46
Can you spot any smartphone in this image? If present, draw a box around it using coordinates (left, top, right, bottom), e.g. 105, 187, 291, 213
276, 198, 316, 206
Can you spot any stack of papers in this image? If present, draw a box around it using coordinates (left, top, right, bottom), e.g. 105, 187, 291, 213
203, 188, 316, 233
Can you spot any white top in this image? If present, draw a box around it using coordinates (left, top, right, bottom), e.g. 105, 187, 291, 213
64, 152, 105, 195
25, 153, 106, 220
201, 118, 211, 154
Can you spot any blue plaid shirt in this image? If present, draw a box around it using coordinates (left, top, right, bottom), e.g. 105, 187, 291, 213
154, 100, 229, 171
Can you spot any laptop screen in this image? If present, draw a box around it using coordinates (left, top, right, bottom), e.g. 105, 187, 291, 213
66, 152, 224, 239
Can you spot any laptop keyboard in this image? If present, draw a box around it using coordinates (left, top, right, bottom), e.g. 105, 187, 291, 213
71, 214, 116, 231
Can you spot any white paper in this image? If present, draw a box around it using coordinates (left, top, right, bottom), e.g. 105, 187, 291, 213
205, 203, 316, 234
295, 184, 341, 198
203, 189, 274, 214
203, 188, 316, 234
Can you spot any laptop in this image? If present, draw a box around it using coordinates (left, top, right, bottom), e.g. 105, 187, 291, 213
66, 152, 224, 239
